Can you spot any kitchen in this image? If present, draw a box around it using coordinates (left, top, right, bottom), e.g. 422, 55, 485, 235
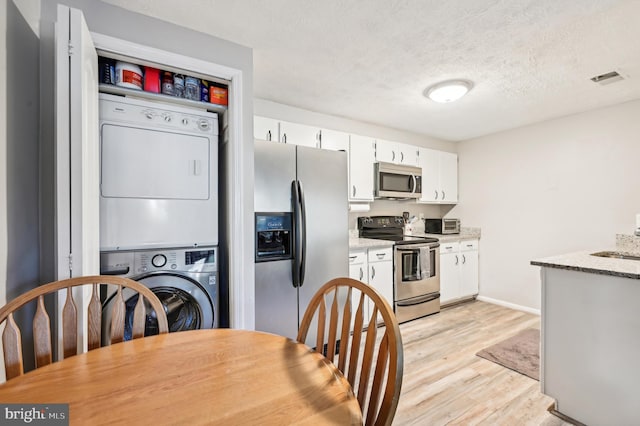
2, 0, 640, 425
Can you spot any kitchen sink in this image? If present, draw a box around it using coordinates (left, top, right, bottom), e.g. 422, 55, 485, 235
591, 251, 640, 261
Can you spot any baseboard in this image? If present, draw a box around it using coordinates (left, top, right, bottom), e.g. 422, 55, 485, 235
476, 295, 540, 316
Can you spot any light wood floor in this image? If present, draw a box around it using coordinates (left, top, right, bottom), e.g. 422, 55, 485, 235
393, 300, 571, 426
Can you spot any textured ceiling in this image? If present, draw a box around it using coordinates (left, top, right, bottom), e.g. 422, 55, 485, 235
102, 0, 640, 141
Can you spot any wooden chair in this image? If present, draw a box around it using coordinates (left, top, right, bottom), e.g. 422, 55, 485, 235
297, 277, 403, 426
0, 275, 169, 381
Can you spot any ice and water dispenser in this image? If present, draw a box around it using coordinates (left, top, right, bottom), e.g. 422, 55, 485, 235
255, 213, 293, 262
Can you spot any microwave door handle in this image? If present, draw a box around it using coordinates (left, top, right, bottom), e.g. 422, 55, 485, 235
411, 174, 417, 193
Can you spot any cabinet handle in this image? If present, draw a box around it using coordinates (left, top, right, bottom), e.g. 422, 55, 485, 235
434, 190, 438, 200
267, 130, 272, 141
317, 130, 321, 148
359, 267, 363, 281
462, 254, 466, 264
466, 244, 473, 248
349, 256, 357, 261
392, 151, 395, 162
282, 133, 287, 144
442, 190, 446, 199
376, 253, 385, 259
455, 255, 459, 265
371, 266, 376, 279
400, 152, 404, 162
352, 185, 356, 197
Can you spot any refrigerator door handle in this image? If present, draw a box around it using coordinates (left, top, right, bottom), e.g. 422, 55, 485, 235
291, 180, 301, 288
298, 180, 307, 287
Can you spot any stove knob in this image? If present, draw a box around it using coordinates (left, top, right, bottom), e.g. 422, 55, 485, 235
151, 254, 167, 268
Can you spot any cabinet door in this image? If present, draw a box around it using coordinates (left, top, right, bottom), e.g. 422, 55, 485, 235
397, 142, 418, 166
369, 260, 393, 325
419, 148, 440, 203
375, 139, 398, 163
279, 120, 320, 148
254, 116, 278, 142
320, 129, 349, 152
440, 243, 461, 304
349, 263, 367, 282
349, 135, 375, 201
439, 152, 458, 203
460, 242, 479, 298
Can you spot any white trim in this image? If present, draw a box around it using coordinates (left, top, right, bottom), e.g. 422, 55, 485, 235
88, 31, 253, 330
90, 32, 237, 81
476, 295, 541, 316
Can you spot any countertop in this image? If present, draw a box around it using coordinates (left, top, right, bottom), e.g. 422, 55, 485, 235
348, 227, 481, 250
531, 238, 640, 279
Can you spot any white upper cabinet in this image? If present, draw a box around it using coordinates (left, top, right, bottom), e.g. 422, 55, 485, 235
418, 148, 458, 204
349, 134, 375, 201
320, 129, 349, 152
254, 116, 278, 142
375, 139, 419, 166
279, 120, 320, 148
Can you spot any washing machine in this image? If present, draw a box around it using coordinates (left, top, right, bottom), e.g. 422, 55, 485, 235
100, 246, 219, 342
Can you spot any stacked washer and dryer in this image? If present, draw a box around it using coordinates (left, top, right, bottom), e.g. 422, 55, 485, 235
98, 93, 220, 338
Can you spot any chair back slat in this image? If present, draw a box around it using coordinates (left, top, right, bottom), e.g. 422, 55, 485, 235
337, 287, 353, 372
62, 287, 78, 358
0, 275, 169, 381
347, 292, 365, 386
325, 289, 340, 362
315, 297, 326, 354
131, 294, 146, 339
2, 314, 23, 380
87, 284, 102, 351
366, 333, 389, 425
297, 278, 404, 426
110, 286, 126, 344
357, 305, 378, 409
33, 296, 52, 368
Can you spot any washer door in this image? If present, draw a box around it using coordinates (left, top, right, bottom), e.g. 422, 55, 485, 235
102, 273, 214, 343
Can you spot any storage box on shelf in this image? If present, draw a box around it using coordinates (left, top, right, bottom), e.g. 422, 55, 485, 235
439, 239, 479, 305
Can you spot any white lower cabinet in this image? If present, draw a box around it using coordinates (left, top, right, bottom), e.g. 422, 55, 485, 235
439, 240, 479, 305
348, 246, 393, 327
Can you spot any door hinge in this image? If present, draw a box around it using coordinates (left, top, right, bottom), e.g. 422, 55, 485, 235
68, 40, 74, 56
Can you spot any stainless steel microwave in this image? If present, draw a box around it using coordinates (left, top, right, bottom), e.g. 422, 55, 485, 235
424, 218, 460, 234
374, 162, 422, 199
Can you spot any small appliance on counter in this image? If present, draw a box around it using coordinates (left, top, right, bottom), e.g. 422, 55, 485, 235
424, 218, 460, 234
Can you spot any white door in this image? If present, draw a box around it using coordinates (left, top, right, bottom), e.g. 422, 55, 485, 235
375, 139, 398, 163
369, 260, 393, 325
439, 152, 458, 203
419, 148, 440, 203
349, 135, 375, 201
397, 143, 418, 166
439, 246, 460, 304
254, 116, 278, 142
320, 129, 349, 152
460, 247, 479, 298
279, 120, 319, 147
56, 5, 99, 279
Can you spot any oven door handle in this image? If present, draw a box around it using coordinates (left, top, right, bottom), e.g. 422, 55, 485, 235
395, 293, 440, 307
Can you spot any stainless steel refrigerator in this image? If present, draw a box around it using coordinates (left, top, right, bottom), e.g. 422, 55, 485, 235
254, 140, 348, 340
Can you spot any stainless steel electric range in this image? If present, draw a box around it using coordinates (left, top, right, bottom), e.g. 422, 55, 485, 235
358, 216, 440, 323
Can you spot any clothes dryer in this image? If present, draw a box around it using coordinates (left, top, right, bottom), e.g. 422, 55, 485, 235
100, 246, 219, 341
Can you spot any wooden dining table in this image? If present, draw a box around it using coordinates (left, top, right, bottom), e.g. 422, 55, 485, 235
0, 329, 362, 425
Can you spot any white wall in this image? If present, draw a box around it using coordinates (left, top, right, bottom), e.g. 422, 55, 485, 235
450, 100, 640, 311
254, 98, 456, 230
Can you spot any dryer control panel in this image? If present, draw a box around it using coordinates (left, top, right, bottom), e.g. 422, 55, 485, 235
100, 246, 218, 276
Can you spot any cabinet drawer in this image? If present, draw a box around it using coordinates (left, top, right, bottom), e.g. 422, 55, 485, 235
460, 240, 478, 251
348, 251, 366, 265
368, 247, 392, 263
440, 242, 460, 254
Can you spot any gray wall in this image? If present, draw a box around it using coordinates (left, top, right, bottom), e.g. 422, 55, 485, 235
1, 0, 42, 374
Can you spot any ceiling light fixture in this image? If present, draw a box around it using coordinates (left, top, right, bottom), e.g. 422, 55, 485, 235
424, 80, 473, 103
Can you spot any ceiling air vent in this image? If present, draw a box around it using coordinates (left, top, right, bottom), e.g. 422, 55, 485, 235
590, 71, 625, 85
